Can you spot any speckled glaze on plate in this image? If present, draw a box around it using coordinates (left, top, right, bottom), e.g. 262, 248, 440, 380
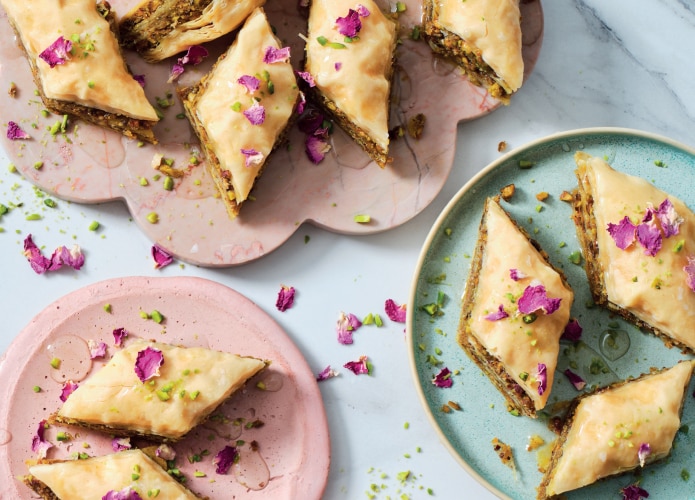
0, 0, 543, 266
0, 276, 329, 499
407, 128, 695, 500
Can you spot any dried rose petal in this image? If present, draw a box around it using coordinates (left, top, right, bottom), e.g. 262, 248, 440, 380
113, 327, 128, 347
111, 436, 131, 452
296, 91, 307, 114
7, 121, 30, 140
87, 339, 107, 359
334, 61, 342, 71
536, 363, 547, 395
134, 346, 164, 382
509, 268, 527, 281
152, 244, 174, 269
336, 311, 362, 345
243, 101, 265, 125
23, 234, 51, 274
684, 256, 695, 293
155, 443, 176, 460
60, 380, 79, 402
638, 442, 651, 467
621, 484, 649, 500
49, 244, 85, 271
316, 365, 339, 381
484, 304, 509, 321
305, 134, 331, 164
102, 488, 143, 500
276, 285, 296, 312
607, 216, 637, 250
296, 71, 316, 87
31, 419, 52, 459
432, 367, 453, 388
263, 45, 291, 64
636, 215, 662, 257
656, 198, 683, 237
237, 75, 260, 93
385, 299, 406, 323
517, 284, 561, 315
561, 318, 583, 342
298, 108, 325, 134
355, 3, 370, 16
213, 445, 238, 474
336, 9, 362, 37
344, 355, 370, 375
563, 368, 586, 391
241, 148, 264, 168
39, 36, 72, 68
132, 74, 146, 87
168, 45, 208, 82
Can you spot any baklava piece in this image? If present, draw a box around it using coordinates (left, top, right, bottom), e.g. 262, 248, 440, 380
573, 152, 695, 353
0, 0, 160, 143
118, 0, 266, 62
304, 0, 398, 167
538, 360, 695, 499
458, 197, 574, 417
23, 449, 200, 499
422, 0, 523, 103
178, 7, 300, 218
53, 340, 267, 441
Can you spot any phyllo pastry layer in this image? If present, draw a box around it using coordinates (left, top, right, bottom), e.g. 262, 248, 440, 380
0, 0, 160, 143
24, 449, 200, 499
53, 340, 267, 441
538, 360, 695, 499
305, 0, 397, 167
458, 197, 574, 417
178, 7, 300, 218
119, 0, 266, 62
422, 0, 523, 103
573, 152, 695, 353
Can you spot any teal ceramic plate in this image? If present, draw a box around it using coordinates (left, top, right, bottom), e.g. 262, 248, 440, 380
407, 128, 695, 499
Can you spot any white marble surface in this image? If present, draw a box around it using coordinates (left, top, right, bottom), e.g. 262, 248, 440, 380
1, 1, 694, 499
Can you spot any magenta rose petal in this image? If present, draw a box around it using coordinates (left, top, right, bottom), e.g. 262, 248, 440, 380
134, 346, 164, 382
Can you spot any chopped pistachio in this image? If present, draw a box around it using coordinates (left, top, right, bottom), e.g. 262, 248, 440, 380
25, 213, 41, 221
88, 220, 100, 231
568, 251, 582, 265
146, 212, 159, 224
103, 303, 112, 313
33, 385, 41, 393
354, 214, 371, 223
33, 161, 44, 170
189, 390, 200, 400
50, 357, 61, 369
163, 176, 174, 191
43, 198, 57, 208
56, 431, 69, 442
518, 160, 534, 169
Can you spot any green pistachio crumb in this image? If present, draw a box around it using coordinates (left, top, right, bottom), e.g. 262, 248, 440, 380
256, 381, 267, 390
231, 101, 242, 112
396, 1, 406, 11
148, 489, 160, 498
139, 311, 150, 319
50, 357, 61, 369
522, 313, 537, 324
43, 198, 57, 208
518, 160, 534, 169
156, 390, 171, 401
354, 214, 371, 223
33, 161, 44, 170
103, 303, 112, 313
146, 212, 159, 224
403, 421, 409, 429
56, 431, 69, 442
654, 159, 667, 168
131, 473, 140, 480
33, 385, 41, 393
189, 390, 200, 400
568, 251, 582, 265
411, 25, 421, 40
374, 314, 383, 327
25, 213, 41, 221
150, 310, 164, 323
88, 220, 100, 231
194, 471, 206, 477
87, 80, 95, 89
444, 227, 453, 237
139, 177, 149, 186
163, 176, 174, 191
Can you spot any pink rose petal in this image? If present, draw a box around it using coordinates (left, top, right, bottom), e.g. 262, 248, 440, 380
296, 71, 316, 87
432, 367, 453, 388
102, 488, 143, 500
484, 304, 509, 321
563, 368, 586, 391
151, 244, 174, 269
111, 437, 131, 452
684, 256, 695, 293
561, 318, 583, 342
335, 9, 362, 37
237, 75, 260, 93
509, 268, 527, 281
31, 419, 52, 459
344, 355, 370, 375
243, 101, 265, 125
276, 285, 296, 312
636, 220, 662, 256
355, 3, 370, 17
60, 380, 79, 402
337, 311, 362, 345
87, 339, 108, 359
241, 148, 264, 167
621, 484, 650, 500
134, 346, 164, 382
607, 216, 637, 250
638, 442, 651, 467
168, 45, 208, 82
7, 121, 30, 140
39, 36, 72, 68
656, 198, 683, 237
305, 134, 331, 164
385, 299, 406, 323
536, 363, 547, 395
112, 327, 128, 347
155, 443, 176, 460
213, 445, 238, 474
316, 365, 339, 381
263, 45, 291, 64
23, 234, 51, 274
517, 284, 562, 315
133, 74, 146, 87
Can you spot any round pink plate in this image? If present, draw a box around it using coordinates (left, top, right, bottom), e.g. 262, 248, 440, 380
0, 0, 543, 266
0, 276, 330, 499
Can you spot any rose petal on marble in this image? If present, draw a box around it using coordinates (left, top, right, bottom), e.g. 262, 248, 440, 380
237, 74, 260, 93
484, 304, 509, 321
23, 234, 51, 274
241, 148, 264, 168
276, 285, 296, 312
152, 244, 174, 269
432, 367, 453, 388
112, 327, 128, 347
31, 419, 52, 459
39, 36, 72, 68
263, 45, 291, 64
638, 442, 651, 467
344, 355, 370, 375
111, 436, 131, 452
60, 380, 79, 402
87, 339, 107, 359
336, 311, 362, 344
620, 484, 650, 500
335, 9, 361, 37
517, 284, 561, 315
7, 121, 30, 140
168, 45, 208, 82
102, 487, 143, 500
562, 368, 586, 391
243, 101, 265, 125
561, 318, 583, 342
134, 346, 164, 382
213, 445, 239, 474
316, 365, 339, 381
297, 108, 325, 135
684, 256, 695, 293
607, 216, 637, 250
656, 198, 683, 238
49, 244, 85, 271
384, 299, 406, 323
305, 134, 331, 164
536, 363, 547, 395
